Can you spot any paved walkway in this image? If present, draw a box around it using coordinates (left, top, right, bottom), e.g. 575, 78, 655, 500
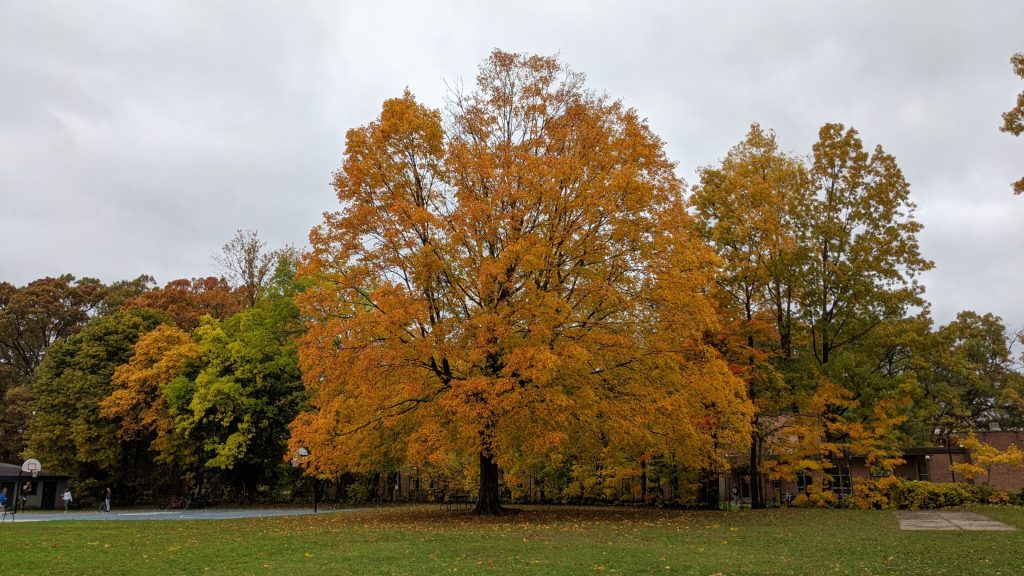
0, 507, 357, 523
895, 511, 1015, 531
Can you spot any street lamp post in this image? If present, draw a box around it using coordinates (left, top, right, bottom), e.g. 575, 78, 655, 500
292, 448, 317, 513
946, 437, 956, 483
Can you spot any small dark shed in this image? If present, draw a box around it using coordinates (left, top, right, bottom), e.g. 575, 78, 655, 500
0, 462, 71, 510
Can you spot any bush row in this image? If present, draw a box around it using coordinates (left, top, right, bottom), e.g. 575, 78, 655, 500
790, 478, 1022, 509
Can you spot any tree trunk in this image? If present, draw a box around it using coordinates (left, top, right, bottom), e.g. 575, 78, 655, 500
749, 434, 766, 508
474, 451, 503, 515
640, 458, 647, 504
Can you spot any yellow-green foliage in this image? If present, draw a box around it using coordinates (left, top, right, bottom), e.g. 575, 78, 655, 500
786, 477, 1015, 510
851, 476, 903, 509
848, 478, 1009, 510
791, 484, 837, 508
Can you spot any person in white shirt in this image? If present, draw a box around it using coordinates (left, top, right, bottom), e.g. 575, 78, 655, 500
62, 488, 73, 512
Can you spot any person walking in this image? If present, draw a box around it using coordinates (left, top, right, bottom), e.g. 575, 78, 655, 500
104, 486, 111, 512
62, 488, 73, 512
0, 487, 8, 519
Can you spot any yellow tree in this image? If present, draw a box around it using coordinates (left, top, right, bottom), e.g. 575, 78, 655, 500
952, 433, 1024, 485
696, 123, 931, 502
100, 324, 202, 486
692, 124, 810, 507
291, 50, 752, 514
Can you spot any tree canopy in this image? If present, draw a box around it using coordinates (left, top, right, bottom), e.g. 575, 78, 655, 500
0, 275, 149, 462
27, 307, 167, 487
98, 241, 306, 498
918, 311, 1024, 438
290, 50, 752, 513
692, 121, 934, 504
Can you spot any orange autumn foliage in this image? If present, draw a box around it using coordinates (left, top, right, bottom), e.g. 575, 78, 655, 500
101, 324, 200, 463
289, 50, 752, 511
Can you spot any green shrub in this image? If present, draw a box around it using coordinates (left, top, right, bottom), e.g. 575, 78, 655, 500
345, 482, 370, 505
844, 478, 1010, 510
1011, 487, 1024, 505
901, 481, 974, 509
976, 483, 1011, 504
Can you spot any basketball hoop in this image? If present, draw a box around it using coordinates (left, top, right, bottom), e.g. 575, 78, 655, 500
22, 458, 41, 478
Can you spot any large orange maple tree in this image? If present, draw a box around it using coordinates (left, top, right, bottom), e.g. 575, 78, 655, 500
290, 50, 751, 513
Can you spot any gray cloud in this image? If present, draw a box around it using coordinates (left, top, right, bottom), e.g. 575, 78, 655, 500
1, 0, 1021, 332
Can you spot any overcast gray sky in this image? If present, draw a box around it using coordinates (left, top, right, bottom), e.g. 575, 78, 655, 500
1, 1, 1021, 333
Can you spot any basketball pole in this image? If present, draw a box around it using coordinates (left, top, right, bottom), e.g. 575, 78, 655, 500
13, 460, 41, 516
13, 468, 22, 516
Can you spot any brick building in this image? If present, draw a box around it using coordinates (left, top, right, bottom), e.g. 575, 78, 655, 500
720, 430, 1024, 507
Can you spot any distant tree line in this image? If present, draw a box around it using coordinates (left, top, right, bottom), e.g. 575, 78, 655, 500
1, 231, 308, 504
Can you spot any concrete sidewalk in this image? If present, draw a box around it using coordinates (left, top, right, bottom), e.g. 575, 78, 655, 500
895, 511, 1015, 531
0, 507, 358, 523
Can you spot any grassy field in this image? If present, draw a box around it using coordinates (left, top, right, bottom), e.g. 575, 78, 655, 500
4, 505, 1024, 575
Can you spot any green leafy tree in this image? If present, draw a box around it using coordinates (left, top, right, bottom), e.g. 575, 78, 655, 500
797, 124, 932, 479
813, 315, 929, 476
696, 123, 933, 496
918, 311, 1024, 440
27, 307, 167, 492
0, 275, 110, 461
177, 289, 305, 496
102, 256, 306, 498
803, 123, 933, 368
96, 275, 157, 316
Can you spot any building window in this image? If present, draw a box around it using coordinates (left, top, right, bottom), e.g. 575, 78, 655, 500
869, 464, 892, 480
917, 459, 930, 481
796, 471, 812, 493
831, 464, 852, 498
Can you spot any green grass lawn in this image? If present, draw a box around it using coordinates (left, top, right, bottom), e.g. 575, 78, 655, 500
4, 505, 1024, 575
